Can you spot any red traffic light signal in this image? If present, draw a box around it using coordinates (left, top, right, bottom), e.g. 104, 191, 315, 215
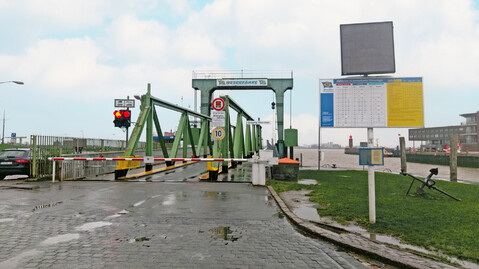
113, 110, 131, 128
114, 110, 122, 119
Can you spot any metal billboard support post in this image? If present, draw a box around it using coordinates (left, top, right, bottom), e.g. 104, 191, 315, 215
367, 127, 376, 224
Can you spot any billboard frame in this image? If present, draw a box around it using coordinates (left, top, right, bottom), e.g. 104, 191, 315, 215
319, 76, 424, 128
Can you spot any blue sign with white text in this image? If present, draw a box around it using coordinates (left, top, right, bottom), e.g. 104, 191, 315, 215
320, 93, 334, 127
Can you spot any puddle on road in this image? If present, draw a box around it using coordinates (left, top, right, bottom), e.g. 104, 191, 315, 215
133, 200, 146, 207
0, 249, 43, 268
40, 233, 80, 245
273, 212, 285, 218
128, 236, 151, 243
294, 205, 321, 222
280, 190, 321, 222
32, 201, 63, 212
162, 193, 176, 205
105, 209, 130, 219
190, 252, 210, 261
204, 191, 228, 201
75, 221, 112, 231
128, 236, 152, 247
209, 226, 241, 243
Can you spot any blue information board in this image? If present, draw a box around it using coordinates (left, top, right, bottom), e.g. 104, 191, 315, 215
359, 148, 384, 166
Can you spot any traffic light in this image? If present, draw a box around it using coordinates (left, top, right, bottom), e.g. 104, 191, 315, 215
113, 109, 131, 128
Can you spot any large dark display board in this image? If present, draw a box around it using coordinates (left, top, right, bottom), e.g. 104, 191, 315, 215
340, 21, 395, 75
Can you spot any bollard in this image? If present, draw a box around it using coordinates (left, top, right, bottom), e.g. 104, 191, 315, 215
449, 134, 458, 181
249, 150, 278, 186
251, 160, 266, 185
400, 136, 407, 173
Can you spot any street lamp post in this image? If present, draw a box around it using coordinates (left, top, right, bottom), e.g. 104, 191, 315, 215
0, 81, 24, 85
1, 81, 24, 144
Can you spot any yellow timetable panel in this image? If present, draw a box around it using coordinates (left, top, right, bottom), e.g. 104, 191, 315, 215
387, 81, 424, 127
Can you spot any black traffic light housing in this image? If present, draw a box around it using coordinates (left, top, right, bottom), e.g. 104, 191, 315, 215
113, 109, 131, 128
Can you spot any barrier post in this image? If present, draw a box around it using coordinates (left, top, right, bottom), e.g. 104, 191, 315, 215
52, 159, 56, 183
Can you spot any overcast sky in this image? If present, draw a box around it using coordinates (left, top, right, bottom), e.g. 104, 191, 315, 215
1, 0, 478, 148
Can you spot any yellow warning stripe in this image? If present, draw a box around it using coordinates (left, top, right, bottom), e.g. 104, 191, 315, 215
198, 163, 232, 180
118, 161, 196, 180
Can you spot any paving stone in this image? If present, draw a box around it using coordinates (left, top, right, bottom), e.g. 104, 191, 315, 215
0, 180, 405, 268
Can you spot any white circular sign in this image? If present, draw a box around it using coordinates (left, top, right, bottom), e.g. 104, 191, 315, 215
212, 98, 225, 111
211, 127, 225, 140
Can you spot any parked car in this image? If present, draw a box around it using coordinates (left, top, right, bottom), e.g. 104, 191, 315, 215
0, 148, 31, 180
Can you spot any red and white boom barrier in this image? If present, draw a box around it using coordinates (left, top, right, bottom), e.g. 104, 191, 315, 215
48, 157, 248, 182
49, 157, 247, 162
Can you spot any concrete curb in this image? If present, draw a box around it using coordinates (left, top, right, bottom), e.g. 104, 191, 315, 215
266, 186, 460, 269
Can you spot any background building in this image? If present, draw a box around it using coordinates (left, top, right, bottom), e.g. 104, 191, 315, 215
409, 111, 479, 152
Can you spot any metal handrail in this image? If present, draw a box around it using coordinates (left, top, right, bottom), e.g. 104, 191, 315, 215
192, 70, 293, 79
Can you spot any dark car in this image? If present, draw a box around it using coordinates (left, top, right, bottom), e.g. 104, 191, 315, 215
0, 148, 31, 180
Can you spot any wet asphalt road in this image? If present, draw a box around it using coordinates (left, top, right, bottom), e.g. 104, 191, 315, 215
0, 167, 370, 268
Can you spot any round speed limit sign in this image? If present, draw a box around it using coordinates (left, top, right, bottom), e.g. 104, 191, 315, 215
211, 127, 225, 140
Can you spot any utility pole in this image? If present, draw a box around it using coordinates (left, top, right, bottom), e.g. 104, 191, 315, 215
0, 81, 24, 144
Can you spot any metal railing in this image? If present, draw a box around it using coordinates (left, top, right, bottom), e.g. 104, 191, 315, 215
57, 149, 165, 180
29, 135, 156, 179
192, 70, 293, 79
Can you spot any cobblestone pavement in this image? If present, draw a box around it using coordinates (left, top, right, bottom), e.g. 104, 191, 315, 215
0, 180, 370, 268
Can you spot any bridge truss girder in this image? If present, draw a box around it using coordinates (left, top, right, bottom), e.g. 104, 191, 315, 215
118, 84, 261, 178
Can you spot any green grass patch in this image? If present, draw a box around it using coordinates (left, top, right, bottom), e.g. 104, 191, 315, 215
270, 170, 479, 263
0, 144, 28, 151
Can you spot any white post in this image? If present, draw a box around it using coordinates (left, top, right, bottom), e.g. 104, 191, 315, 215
250, 153, 267, 186
367, 127, 376, 224
52, 159, 56, 183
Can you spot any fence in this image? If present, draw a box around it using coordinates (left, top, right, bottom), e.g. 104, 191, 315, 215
406, 153, 479, 168
30, 135, 154, 179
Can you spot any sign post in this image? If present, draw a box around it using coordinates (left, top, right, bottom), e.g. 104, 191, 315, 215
358, 142, 386, 224
367, 128, 376, 224
210, 97, 226, 171
210, 98, 226, 141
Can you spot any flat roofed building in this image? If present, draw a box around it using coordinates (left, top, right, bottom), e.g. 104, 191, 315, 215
408, 111, 479, 152
460, 112, 479, 151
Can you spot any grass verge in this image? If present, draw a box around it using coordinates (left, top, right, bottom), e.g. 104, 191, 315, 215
269, 170, 479, 263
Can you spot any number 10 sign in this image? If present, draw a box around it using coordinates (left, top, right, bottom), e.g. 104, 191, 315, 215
212, 127, 225, 140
